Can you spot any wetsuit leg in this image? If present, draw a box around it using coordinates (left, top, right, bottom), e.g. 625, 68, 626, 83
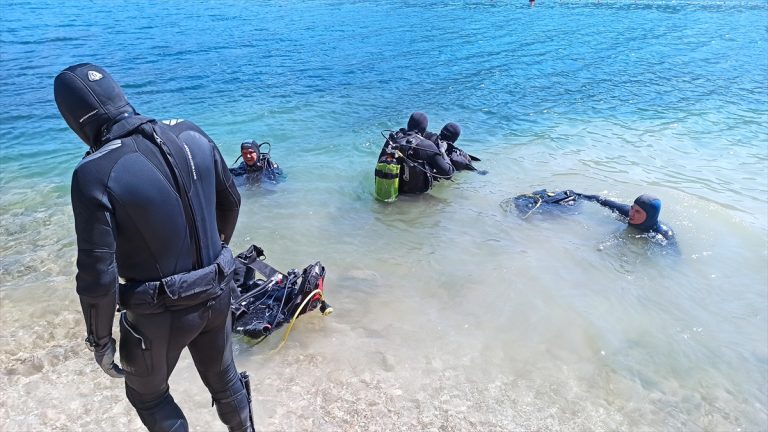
187, 287, 254, 432
122, 296, 223, 432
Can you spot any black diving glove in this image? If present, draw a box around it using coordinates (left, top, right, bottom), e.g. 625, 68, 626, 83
90, 337, 125, 378
437, 139, 448, 154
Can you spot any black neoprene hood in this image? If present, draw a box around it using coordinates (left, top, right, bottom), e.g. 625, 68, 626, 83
632, 194, 662, 231
407, 112, 428, 134
54, 63, 135, 148
439, 122, 461, 143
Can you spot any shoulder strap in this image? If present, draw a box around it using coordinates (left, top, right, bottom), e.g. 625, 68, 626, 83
139, 122, 203, 269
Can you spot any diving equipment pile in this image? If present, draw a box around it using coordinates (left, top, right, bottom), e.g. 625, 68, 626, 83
500, 189, 580, 218
231, 245, 332, 342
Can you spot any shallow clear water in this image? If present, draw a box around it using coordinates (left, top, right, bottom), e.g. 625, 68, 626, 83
1, 0, 767, 430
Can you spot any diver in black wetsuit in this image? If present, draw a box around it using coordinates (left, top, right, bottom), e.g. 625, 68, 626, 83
229, 140, 282, 182
431, 122, 481, 172
578, 193, 676, 242
410, 116, 481, 173
398, 133, 455, 194
378, 112, 454, 195
54, 63, 253, 432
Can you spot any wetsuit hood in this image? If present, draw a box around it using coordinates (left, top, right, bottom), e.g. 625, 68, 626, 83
439, 122, 461, 143
54, 63, 136, 148
631, 194, 661, 231
241, 140, 258, 152
240, 140, 260, 166
407, 112, 428, 135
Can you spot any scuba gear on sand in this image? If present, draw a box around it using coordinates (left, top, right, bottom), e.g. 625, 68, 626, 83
231, 245, 332, 347
500, 189, 580, 218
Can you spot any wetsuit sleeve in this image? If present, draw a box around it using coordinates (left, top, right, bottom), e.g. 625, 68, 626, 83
213, 144, 241, 244
594, 197, 630, 218
429, 147, 455, 178
71, 170, 118, 349
447, 145, 475, 171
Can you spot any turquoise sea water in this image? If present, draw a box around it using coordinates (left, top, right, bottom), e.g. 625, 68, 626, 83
1, 1, 767, 430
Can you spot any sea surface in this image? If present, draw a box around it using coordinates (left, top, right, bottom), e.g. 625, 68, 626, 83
1, 1, 767, 430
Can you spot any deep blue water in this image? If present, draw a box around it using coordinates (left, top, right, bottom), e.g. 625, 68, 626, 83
1, 1, 767, 430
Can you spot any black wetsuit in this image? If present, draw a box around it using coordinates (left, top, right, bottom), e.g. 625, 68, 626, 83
587, 196, 676, 241
229, 158, 283, 182
229, 161, 263, 177
56, 64, 252, 432
422, 130, 439, 143
424, 135, 476, 172
424, 121, 477, 172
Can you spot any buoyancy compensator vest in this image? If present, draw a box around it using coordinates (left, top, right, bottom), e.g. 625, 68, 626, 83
374, 129, 433, 200
230, 245, 332, 342
500, 189, 580, 218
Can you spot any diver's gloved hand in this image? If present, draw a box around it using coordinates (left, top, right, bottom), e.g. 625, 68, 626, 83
91, 338, 125, 378
437, 139, 448, 154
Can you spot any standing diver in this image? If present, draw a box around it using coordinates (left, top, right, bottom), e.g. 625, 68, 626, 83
376, 112, 454, 199
229, 139, 283, 183
54, 63, 254, 432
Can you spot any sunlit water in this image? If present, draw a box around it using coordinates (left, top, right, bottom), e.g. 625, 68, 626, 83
1, 1, 767, 430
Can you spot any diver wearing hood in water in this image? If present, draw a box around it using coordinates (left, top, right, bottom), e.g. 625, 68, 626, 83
229, 140, 283, 182
54, 63, 253, 432
406, 116, 482, 173
406, 111, 431, 138
377, 112, 454, 195
428, 122, 482, 172
578, 193, 676, 241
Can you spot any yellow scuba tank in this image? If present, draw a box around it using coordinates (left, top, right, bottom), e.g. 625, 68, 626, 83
374, 156, 400, 202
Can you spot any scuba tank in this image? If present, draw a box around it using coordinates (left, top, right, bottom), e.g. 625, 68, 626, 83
374, 130, 407, 202
374, 155, 400, 202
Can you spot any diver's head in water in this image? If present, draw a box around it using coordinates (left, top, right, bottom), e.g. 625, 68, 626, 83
439, 122, 461, 144
629, 194, 661, 231
240, 141, 260, 167
54, 63, 136, 148
407, 112, 428, 135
